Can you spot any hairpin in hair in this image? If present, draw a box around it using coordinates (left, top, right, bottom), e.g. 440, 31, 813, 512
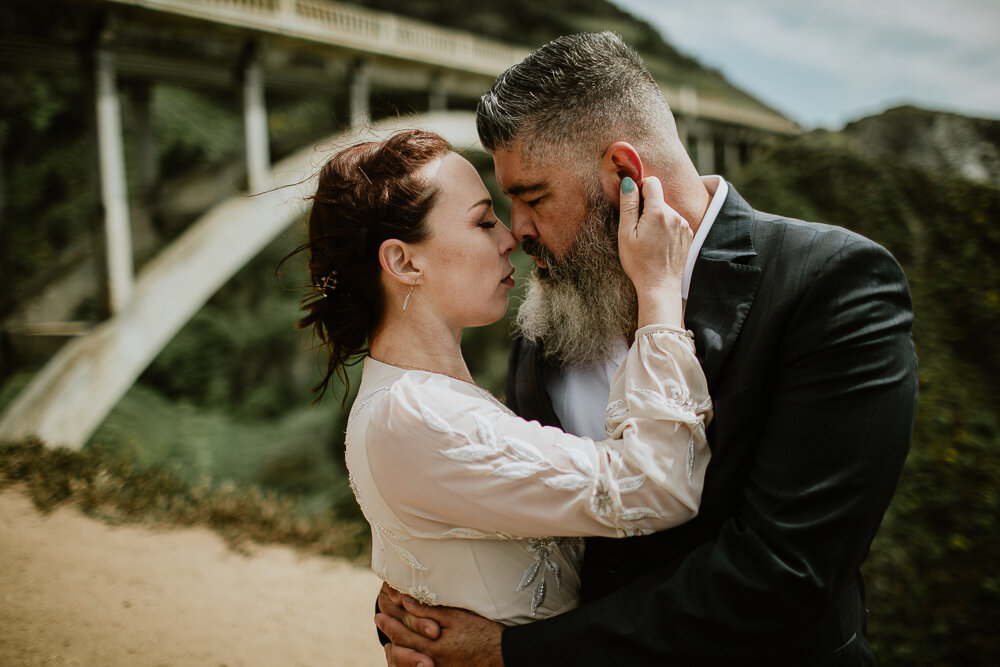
314, 270, 338, 298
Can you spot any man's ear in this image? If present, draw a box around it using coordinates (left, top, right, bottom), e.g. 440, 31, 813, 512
378, 239, 423, 286
599, 142, 644, 204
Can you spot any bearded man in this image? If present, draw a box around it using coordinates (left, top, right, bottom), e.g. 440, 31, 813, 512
376, 31, 918, 666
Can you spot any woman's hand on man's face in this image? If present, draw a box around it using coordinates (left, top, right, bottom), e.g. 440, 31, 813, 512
618, 176, 692, 328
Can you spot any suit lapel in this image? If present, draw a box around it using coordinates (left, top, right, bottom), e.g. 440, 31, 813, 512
511, 338, 563, 429
685, 185, 762, 389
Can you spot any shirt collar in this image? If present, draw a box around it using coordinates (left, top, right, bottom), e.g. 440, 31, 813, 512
682, 175, 728, 299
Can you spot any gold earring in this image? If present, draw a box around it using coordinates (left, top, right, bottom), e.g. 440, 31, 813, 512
402, 285, 415, 311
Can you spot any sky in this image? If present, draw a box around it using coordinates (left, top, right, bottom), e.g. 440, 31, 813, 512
611, 0, 1000, 129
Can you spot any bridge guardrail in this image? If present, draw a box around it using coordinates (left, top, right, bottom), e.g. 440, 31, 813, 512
111, 0, 529, 76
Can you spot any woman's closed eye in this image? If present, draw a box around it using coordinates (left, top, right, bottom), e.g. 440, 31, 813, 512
479, 219, 499, 229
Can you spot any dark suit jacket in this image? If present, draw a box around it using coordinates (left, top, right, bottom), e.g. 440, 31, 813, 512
501, 185, 918, 665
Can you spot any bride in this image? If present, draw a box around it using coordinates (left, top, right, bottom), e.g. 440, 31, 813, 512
292, 128, 711, 625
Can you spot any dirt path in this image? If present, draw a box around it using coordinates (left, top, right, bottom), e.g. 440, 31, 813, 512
0, 487, 385, 666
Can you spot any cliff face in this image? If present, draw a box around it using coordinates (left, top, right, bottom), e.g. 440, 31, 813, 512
843, 105, 1000, 189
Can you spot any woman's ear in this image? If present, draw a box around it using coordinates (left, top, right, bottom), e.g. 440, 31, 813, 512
378, 239, 423, 286
599, 142, 644, 204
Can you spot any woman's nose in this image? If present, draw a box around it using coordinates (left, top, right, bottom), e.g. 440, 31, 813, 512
497, 223, 517, 255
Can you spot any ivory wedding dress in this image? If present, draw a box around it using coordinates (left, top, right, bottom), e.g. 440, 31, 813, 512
346, 325, 712, 626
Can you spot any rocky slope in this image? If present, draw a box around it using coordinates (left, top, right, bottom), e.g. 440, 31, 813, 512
843, 105, 1000, 189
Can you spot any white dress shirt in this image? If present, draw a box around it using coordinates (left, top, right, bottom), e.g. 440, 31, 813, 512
546, 176, 728, 439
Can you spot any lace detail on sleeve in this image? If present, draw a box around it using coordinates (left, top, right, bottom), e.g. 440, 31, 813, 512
368, 326, 712, 540
426, 408, 666, 536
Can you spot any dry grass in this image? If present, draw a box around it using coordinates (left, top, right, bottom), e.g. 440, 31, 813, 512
0, 438, 370, 562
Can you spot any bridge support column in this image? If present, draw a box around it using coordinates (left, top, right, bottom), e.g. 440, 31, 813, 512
0, 150, 5, 235
428, 75, 447, 113
723, 138, 742, 177
242, 53, 271, 194
349, 60, 371, 126
693, 122, 716, 174
132, 83, 159, 198
95, 48, 134, 314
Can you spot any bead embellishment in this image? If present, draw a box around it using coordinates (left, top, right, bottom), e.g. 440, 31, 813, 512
407, 585, 438, 605
517, 538, 563, 616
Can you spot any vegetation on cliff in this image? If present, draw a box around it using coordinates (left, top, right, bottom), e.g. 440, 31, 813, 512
733, 130, 1000, 662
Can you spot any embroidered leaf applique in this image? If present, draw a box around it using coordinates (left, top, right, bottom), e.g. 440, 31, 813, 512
516, 560, 541, 592
503, 436, 546, 463
556, 443, 596, 475
390, 543, 427, 571
606, 399, 629, 421
373, 519, 410, 542
443, 527, 495, 539
441, 444, 495, 462
475, 414, 498, 451
545, 558, 561, 587
419, 404, 452, 433
687, 432, 696, 482
631, 387, 672, 411
618, 474, 647, 494
530, 577, 547, 615
543, 473, 593, 491
493, 462, 543, 479
352, 386, 390, 414
620, 507, 661, 522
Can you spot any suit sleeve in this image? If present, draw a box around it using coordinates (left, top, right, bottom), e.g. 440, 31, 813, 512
502, 239, 918, 662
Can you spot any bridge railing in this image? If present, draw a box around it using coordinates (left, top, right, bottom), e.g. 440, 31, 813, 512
107, 0, 797, 132
110, 0, 529, 76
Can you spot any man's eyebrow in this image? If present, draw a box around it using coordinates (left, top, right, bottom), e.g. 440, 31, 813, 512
467, 197, 492, 212
505, 182, 546, 197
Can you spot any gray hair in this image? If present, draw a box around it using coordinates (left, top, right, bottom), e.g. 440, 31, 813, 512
476, 32, 675, 163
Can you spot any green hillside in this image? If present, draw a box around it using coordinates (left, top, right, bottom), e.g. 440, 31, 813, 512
732, 126, 1000, 662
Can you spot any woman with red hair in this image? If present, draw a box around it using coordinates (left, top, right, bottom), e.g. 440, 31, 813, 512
288, 129, 711, 625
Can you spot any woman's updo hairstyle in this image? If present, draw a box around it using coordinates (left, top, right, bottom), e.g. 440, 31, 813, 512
291, 128, 452, 398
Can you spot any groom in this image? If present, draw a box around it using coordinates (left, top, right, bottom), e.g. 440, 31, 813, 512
376, 32, 918, 665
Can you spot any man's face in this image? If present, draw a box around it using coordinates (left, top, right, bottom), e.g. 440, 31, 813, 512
493, 141, 639, 366
493, 144, 593, 265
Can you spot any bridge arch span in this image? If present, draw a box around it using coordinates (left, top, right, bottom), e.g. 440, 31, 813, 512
0, 111, 486, 449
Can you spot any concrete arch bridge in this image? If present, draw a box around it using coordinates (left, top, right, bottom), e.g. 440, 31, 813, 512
0, 0, 798, 449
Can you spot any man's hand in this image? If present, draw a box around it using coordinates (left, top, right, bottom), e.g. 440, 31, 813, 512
376, 583, 504, 667
379, 582, 443, 641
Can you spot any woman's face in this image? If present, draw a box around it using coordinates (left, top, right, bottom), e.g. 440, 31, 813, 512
412, 152, 517, 329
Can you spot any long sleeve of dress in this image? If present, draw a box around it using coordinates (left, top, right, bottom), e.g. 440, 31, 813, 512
362, 325, 712, 540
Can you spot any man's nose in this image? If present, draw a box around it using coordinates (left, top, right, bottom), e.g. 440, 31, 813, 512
510, 200, 538, 242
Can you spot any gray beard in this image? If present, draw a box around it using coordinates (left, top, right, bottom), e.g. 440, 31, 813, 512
514, 184, 638, 367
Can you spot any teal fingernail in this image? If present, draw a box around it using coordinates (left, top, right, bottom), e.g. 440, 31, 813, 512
622, 177, 635, 194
